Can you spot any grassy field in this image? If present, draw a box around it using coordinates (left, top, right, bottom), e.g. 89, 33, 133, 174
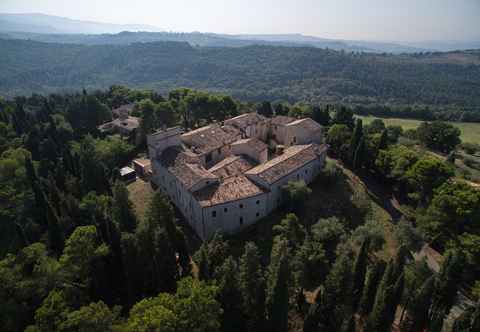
357, 116, 480, 144
127, 178, 154, 221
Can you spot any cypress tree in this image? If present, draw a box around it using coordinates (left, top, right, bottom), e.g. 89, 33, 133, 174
378, 129, 389, 151
365, 261, 392, 332
46, 200, 64, 255
120, 232, 141, 306
25, 156, 37, 185
384, 272, 405, 330
266, 237, 290, 332
353, 136, 366, 170
429, 251, 464, 332
216, 256, 244, 332
239, 242, 266, 332
349, 118, 363, 163
112, 181, 137, 232
195, 232, 229, 281
359, 261, 386, 315
352, 239, 369, 310
174, 226, 191, 277
319, 251, 353, 331
135, 194, 178, 295
197, 244, 211, 281
400, 276, 435, 332
303, 302, 321, 332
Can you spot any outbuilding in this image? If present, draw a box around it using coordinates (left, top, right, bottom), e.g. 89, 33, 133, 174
120, 166, 136, 183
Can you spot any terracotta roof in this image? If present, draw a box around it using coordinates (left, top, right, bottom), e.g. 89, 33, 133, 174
133, 158, 151, 167
180, 124, 240, 154
224, 112, 266, 128
245, 144, 319, 184
194, 175, 265, 207
286, 118, 322, 132
160, 147, 218, 190
271, 115, 295, 126
231, 137, 268, 153
208, 155, 257, 179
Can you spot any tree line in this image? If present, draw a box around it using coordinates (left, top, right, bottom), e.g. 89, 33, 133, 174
0, 87, 479, 331
1, 38, 480, 111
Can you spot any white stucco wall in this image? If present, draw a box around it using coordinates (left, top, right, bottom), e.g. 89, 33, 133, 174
264, 157, 324, 214
201, 192, 268, 238
151, 161, 205, 237
270, 124, 288, 145
284, 125, 323, 147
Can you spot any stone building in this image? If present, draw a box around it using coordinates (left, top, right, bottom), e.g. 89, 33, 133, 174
148, 113, 327, 240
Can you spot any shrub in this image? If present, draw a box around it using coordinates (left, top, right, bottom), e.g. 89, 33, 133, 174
318, 160, 341, 186
460, 142, 480, 156
463, 156, 480, 170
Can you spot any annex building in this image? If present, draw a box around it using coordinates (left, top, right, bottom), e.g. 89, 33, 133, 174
148, 113, 327, 239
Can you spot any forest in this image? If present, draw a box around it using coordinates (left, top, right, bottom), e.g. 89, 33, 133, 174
1, 38, 480, 114
0, 86, 479, 332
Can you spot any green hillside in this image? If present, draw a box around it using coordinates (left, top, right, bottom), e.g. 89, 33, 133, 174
1, 39, 480, 110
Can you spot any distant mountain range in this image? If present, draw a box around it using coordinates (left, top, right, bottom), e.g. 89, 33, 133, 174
0, 13, 162, 34
1, 13, 479, 54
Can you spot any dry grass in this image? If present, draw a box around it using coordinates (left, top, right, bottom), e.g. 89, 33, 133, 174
127, 178, 154, 221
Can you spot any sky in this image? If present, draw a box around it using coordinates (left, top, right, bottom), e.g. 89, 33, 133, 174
1, 0, 479, 42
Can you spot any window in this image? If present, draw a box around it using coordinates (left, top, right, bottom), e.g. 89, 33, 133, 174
205, 153, 212, 163
239, 204, 244, 209
224, 208, 228, 213
217, 148, 221, 154
293, 136, 297, 143
206, 181, 210, 185
256, 200, 260, 205
256, 212, 260, 217
297, 174, 300, 180
239, 217, 243, 225
305, 169, 308, 174
212, 211, 216, 218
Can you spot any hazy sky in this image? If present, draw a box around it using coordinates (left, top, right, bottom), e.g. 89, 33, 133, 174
1, 0, 479, 41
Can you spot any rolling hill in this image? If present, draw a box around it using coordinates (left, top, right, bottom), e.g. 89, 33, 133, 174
1, 38, 479, 110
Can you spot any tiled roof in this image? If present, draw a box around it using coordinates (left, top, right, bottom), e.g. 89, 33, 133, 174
286, 118, 322, 132
194, 175, 265, 207
231, 137, 268, 153
133, 158, 151, 167
271, 115, 295, 126
245, 144, 319, 184
160, 147, 217, 190
181, 124, 240, 154
208, 155, 257, 179
224, 112, 266, 128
